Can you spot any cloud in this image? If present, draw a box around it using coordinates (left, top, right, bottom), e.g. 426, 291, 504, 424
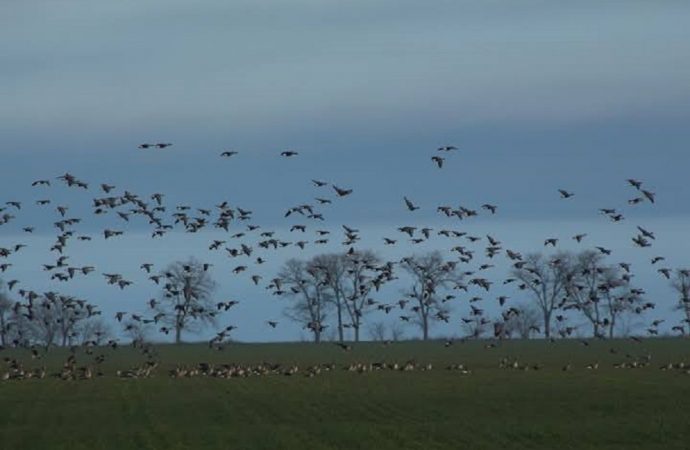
2, 1, 690, 139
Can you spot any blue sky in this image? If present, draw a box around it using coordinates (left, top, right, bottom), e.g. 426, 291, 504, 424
1, 1, 689, 342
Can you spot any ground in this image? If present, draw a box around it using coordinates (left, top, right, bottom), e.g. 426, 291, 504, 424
1, 339, 689, 450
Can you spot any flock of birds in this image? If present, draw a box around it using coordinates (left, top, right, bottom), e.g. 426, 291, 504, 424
0, 142, 689, 380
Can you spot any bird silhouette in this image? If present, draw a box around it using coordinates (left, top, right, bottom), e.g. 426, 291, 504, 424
404, 197, 420, 211
333, 186, 353, 197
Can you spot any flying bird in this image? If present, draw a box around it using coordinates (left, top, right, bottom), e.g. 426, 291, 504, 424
404, 197, 420, 211
558, 189, 574, 199
431, 156, 444, 168
333, 186, 353, 197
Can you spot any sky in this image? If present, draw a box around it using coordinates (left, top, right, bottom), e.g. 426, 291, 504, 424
1, 1, 690, 342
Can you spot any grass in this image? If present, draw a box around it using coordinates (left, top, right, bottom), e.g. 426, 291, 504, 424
1, 339, 689, 449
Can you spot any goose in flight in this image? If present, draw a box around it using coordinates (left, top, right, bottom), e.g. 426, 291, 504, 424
397, 226, 416, 237
311, 179, 328, 187
558, 189, 574, 199
404, 197, 419, 211
103, 229, 123, 239
544, 238, 558, 247
627, 178, 643, 190
281, 151, 298, 157
437, 145, 457, 151
632, 235, 651, 248
431, 156, 444, 168
220, 151, 238, 157
138, 142, 172, 149
658, 268, 671, 279
333, 186, 353, 197
641, 189, 655, 203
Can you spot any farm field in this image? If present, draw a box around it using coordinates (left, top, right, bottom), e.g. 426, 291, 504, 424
1, 339, 689, 450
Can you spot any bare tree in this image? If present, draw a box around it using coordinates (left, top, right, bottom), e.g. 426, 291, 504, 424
671, 269, 690, 333
23, 302, 60, 348
341, 251, 392, 342
400, 251, 464, 340
278, 258, 332, 343
597, 269, 644, 338
390, 321, 405, 341
14, 293, 98, 349
78, 318, 112, 345
461, 316, 489, 339
512, 252, 575, 338
312, 251, 392, 342
7, 310, 33, 348
0, 281, 12, 347
564, 250, 618, 338
311, 253, 347, 342
367, 321, 387, 342
122, 319, 152, 345
503, 303, 541, 339
156, 258, 217, 344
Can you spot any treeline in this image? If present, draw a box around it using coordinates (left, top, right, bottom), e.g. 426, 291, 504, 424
1, 249, 688, 349
272, 249, 690, 342
0, 289, 111, 348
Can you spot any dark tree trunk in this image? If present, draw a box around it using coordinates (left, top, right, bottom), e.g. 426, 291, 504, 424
336, 304, 344, 342
543, 311, 551, 338
0, 314, 6, 346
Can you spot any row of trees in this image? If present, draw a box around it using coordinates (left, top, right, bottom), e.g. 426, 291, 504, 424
278, 251, 468, 342
2, 251, 688, 346
0, 259, 218, 349
511, 250, 647, 339
0, 281, 110, 348
277, 249, 690, 342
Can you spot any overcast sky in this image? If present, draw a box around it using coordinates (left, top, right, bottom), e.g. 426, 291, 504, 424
1, 1, 689, 342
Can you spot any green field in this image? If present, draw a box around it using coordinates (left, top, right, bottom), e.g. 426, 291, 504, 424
1, 339, 689, 450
